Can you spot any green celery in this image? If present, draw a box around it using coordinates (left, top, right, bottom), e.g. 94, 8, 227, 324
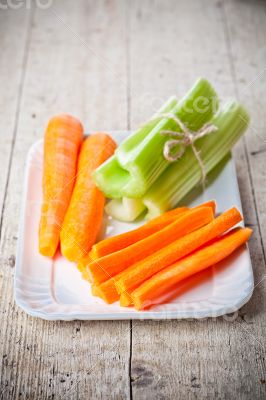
93, 78, 218, 198
93, 96, 178, 198
143, 101, 250, 219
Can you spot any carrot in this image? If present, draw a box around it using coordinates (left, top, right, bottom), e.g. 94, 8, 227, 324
151, 199, 216, 222
77, 257, 93, 282
115, 207, 242, 294
77, 262, 92, 282
39, 114, 84, 257
91, 278, 120, 304
89, 206, 188, 260
131, 227, 252, 310
60, 133, 116, 262
89, 200, 216, 260
86, 206, 214, 285
120, 291, 133, 307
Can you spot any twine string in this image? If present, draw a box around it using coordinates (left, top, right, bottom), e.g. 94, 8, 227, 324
153, 112, 218, 186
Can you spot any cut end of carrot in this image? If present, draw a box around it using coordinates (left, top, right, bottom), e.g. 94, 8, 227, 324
197, 200, 216, 214
132, 295, 151, 311
120, 292, 133, 307
92, 280, 119, 304
77, 256, 94, 274
115, 280, 126, 295
39, 242, 57, 258
89, 248, 98, 260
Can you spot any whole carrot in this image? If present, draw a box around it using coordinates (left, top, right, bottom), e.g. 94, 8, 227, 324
115, 207, 242, 295
60, 133, 117, 262
86, 206, 214, 285
131, 227, 252, 310
39, 114, 83, 257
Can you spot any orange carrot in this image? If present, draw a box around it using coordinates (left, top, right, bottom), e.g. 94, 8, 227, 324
86, 206, 214, 285
77, 262, 92, 282
120, 291, 133, 307
89, 206, 188, 260
151, 199, 216, 222
91, 278, 120, 304
60, 133, 116, 262
132, 227, 252, 310
89, 200, 216, 260
39, 114, 84, 257
77, 257, 93, 282
115, 207, 242, 294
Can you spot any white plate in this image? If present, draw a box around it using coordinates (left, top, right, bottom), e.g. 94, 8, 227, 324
14, 133, 254, 320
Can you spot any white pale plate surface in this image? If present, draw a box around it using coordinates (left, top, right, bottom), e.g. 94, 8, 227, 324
14, 132, 254, 320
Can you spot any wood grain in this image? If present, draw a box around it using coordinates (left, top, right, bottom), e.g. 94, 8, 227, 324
128, 1, 266, 399
0, 1, 130, 399
0, 0, 265, 399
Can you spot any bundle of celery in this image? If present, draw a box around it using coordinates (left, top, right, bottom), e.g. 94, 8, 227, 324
93, 78, 218, 199
93, 79, 250, 221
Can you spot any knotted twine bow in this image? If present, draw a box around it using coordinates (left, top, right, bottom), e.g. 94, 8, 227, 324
157, 113, 218, 186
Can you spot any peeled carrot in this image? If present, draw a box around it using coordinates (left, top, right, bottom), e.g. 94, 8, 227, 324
91, 279, 120, 304
89, 200, 215, 260
85, 201, 216, 305
77, 262, 92, 282
89, 206, 188, 260
39, 114, 84, 257
60, 133, 116, 262
120, 291, 133, 307
115, 207, 242, 295
86, 206, 214, 285
150, 199, 216, 222
132, 227, 252, 310
77, 257, 93, 282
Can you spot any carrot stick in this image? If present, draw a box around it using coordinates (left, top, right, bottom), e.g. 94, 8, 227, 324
131, 227, 252, 310
89, 206, 188, 260
86, 206, 214, 285
39, 114, 84, 257
60, 133, 116, 262
89, 201, 217, 305
77, 262, 92, 282
151, 199, 216, 222
89, 200, 215, 260
92, 278, 120, 304
77, 258, 93, 282
115, 207, 242, 294
120, 291, 133, 307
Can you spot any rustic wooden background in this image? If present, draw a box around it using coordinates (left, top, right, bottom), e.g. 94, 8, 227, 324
0, 0, 266, 398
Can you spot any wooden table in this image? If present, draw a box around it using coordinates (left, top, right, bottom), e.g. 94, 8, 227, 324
0, 1, 265, 398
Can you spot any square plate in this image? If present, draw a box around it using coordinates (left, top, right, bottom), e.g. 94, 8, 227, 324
14, 132, 254, 320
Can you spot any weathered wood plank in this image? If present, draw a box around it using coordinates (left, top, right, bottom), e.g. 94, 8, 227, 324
224, 0, 266, 256
128, 0, 266, 399
1, 0, 266, 399
0, 6, 31, 225
0, 1, 130, 399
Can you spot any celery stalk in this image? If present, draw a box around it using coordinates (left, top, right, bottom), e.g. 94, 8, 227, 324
105, 198, 146, 222
143, 101, 250, 219
93, 78, 218, 198
93, 96, 178, 198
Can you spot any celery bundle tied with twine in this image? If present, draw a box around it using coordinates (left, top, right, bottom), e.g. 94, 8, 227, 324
93, 78, 250, 221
